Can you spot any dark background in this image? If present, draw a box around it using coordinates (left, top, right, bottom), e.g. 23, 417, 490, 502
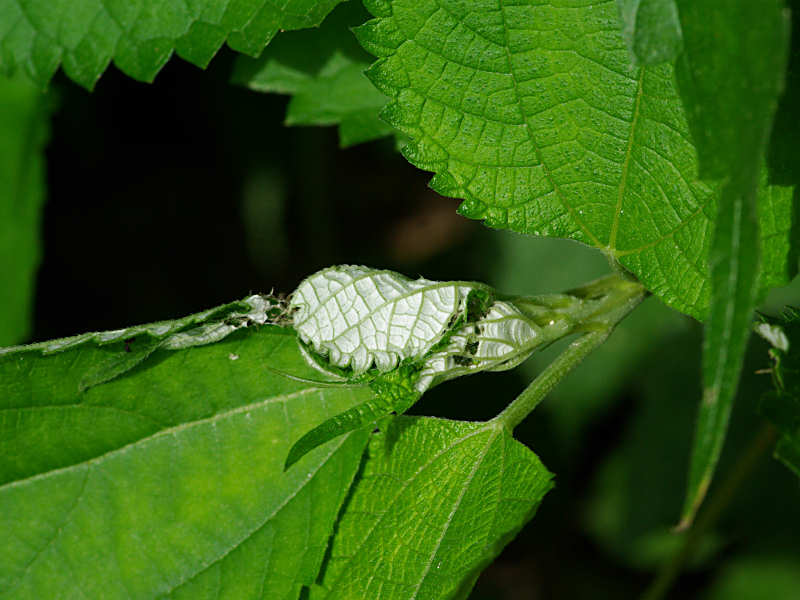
33, 47, 800, 598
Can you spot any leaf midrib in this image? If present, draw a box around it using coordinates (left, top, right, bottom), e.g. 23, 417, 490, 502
322, 421, 503, 597
609, 66, 645, 251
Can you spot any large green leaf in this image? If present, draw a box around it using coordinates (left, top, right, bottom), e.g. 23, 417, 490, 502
232, 1, 392, 147
355, 0, 795, 320
0, 323, 371, 599
310, 416, 553, 600
674, 0, 790, 526
0, 74, 50, 346
0, 0, 346, 89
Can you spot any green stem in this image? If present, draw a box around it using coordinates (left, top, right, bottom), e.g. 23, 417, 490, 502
640, 423, 777, 600
492, 329, 611, 431
494, 273, 646, 431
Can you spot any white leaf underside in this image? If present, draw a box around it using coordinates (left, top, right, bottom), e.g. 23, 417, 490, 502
290, 265, 543, 381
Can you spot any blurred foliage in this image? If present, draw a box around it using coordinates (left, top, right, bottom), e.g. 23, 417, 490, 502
703, 556, 800, 600
0, 75, 50, 346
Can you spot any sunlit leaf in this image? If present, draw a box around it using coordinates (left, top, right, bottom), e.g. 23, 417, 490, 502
0, 323, 370, 599
311, 416, 553, 600
0, 0, 347, 89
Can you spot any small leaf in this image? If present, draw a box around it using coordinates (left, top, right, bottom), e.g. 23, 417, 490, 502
616, 0, 683, 65
310, 416, 553, 599
232, 1, 393, 147
0, 324, 371, 599
0, 294, 284, 357
0, 74, 51, 346
285, 365, 421, 469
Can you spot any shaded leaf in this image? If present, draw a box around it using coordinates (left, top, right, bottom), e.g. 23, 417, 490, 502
311, 416, 553, 600
355, 0, 795, 320
0, 0, 347, 89
768, 0, 800, 187
232, 1, 392, 147
616, 0, 683, 65
674, 0, 790, 180
0, 74, 50, 346
675, 0, 791, 526
0, 324, 371, 599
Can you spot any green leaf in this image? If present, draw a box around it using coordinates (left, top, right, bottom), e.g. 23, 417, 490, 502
681, 184, 762, 526
674, 0, 790, 180
0, 0, 347, 89
285, 365, 421, 469
675, 0, 791, 526
0, 74, 50, 346
616, 0, 683, 65
232, 1, 392, 147
355, 0, 795, 320
757, 310, 800, 477
0, 323, 371, 599
310, 416, 553, 599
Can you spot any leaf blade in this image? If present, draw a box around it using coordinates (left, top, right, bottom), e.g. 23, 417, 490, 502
681, 179, 761, 527
0, 0, 348, 89
311, 416, 553, 599
355, 0, 795, 320
675, 0, 791, 526
0, 324, 371, 599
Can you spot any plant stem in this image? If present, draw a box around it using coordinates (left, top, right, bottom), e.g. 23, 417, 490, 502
640, 423, 777, 600
493, 328, 611, 431
493, 273, 646, 431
